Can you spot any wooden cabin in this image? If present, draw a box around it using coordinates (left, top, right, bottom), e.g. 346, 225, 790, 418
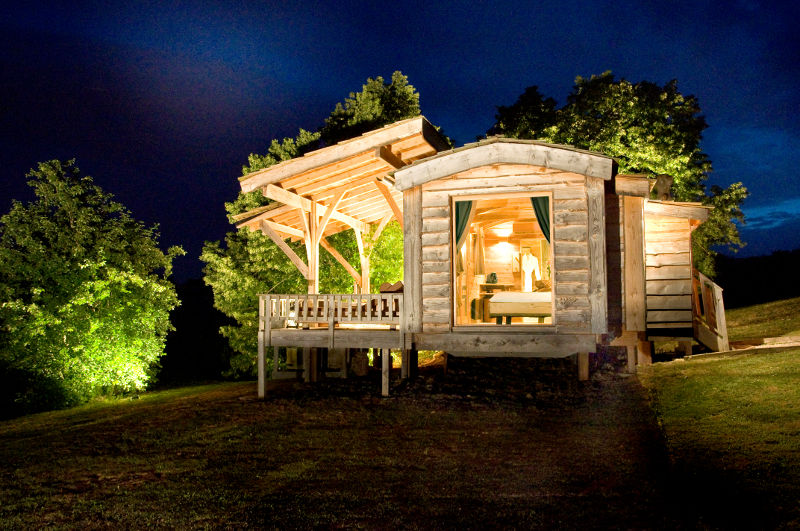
235, 117, 728, 397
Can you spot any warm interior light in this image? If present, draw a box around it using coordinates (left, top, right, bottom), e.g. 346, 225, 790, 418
492, 222, 513, 238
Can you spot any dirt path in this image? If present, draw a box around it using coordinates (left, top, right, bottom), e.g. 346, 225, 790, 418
1, 358, 681, 529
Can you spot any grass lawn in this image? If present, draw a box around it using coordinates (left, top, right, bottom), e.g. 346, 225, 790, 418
725, 296, 800, 341
641, 349, 800, 528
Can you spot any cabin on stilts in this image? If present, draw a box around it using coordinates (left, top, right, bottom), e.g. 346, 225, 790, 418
234, 116, 729, 397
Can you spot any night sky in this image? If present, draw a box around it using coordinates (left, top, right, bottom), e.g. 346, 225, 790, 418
2, 1, 798, 282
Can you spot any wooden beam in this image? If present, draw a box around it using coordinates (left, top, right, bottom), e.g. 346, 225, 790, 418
259, 221, 309, 278
262, 220, 304, 239
234, 203, 295, 230
355, 228, 370, 293
645, 200, 710, 222
264, 184, 368, 233
373, 178, 404, 228
624, 196, 646, 331
320, 238, 361, 284
316, 189, 348, 246
615, 174, 651, 197
371, 214, 393, 245
376, 145, 406, 169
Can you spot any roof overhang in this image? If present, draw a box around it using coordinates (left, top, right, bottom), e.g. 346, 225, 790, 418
234, 116, 449, 240
392, 137, 616, 191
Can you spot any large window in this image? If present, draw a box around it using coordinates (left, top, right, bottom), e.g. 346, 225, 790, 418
454, 194, 553, 326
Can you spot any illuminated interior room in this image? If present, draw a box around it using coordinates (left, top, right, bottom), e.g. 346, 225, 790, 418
454, 194, 552, 326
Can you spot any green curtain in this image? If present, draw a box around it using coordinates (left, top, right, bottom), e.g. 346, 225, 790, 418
531, 196, 550, 243
455, 201, 473, 250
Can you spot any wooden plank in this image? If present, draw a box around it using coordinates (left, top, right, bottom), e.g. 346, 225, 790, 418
422, 232, 449, 246
646, 295, 692, 309
555, 282, 590, 295
647, 310, 693, 322
422, 260, 450, 273
554, 241, 589, 256
615, 174, 651, 197
422, 245, 449, 261
373, 178, 404, 228
425, 175, 585, 194
320, 238, 361, 284
555, 256, 589, 270
422, 284, 450, 298
553, 225, 588, 242
403, 187, 423, 334
264, 184, 368, 233
623, 196, 646, 331
423, 298, 450, 312
422, 217, 450, 233
423, 307, 450, 324
646, 279, 692, 295
413, 332, 596, 357
586, 177, 607, 334
645, 240, 691, 254
645, 252, 691, 266
646, 265, 692, 280
393, 139, 615, 191
645, 200, 710, 221
259, 221, 309, 278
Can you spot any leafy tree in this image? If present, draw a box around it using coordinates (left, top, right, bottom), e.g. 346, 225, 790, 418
488, 72, 747, 275
203, 72, 417, 376
0, 160, 183, 415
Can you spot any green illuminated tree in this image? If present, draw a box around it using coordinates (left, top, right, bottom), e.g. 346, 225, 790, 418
0, 160, 183, 414
203, 72, 418, 376
489, 72, 747, 275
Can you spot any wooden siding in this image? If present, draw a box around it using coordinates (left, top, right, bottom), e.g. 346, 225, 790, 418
416, 163, 601, 335
644, 213, 693, 329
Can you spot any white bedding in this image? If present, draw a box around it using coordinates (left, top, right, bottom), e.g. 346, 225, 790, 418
489, 291, 551, 303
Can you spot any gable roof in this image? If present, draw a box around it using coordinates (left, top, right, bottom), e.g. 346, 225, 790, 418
392, 137, 616, 191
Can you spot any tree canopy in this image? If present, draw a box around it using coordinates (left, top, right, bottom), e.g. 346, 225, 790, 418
202, 72, 418, 376
0, 160, 183, 415
489, 72, 747, 275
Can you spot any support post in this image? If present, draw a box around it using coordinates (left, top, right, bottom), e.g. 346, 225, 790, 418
679, 341, 693, 357
577, 352, 590, 381
626, 345, 636, 373
381, 348, 390, 397
636, 337, 652, 367
302, 348, 311, 382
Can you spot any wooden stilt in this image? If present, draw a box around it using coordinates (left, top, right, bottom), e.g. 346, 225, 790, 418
636, 339, 652, 367
409, 349, 418, 379
381, 348, 390, 397
578, 352, 590, 381
310, 348, 319, 382
626, 345, 636, 373
679, 341, 693, 357
401, 349, 409, 379
257, 329, 266, 399
302, 348, 311, 382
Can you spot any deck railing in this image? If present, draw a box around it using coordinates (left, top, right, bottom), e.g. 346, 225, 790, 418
691, 269, 730, 351
259, 293, 403, 328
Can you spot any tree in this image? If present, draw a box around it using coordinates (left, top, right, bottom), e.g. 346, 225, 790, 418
202, 72, 418, 376
488, 72, 746, 275
0, 160, 182, 415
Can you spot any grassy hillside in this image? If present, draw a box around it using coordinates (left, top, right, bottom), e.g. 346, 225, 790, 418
725, 296, 800, 341
642, 348, 800, 527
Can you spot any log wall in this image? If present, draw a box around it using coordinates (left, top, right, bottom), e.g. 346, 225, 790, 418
413, 163, 607, 336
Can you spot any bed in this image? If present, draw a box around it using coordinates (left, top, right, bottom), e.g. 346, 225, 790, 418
488, 291, 552, 324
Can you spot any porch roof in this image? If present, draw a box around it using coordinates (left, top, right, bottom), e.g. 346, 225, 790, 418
234, 116, 450, 240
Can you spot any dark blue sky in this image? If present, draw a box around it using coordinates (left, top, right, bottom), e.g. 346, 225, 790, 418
2, 1, 798, 280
